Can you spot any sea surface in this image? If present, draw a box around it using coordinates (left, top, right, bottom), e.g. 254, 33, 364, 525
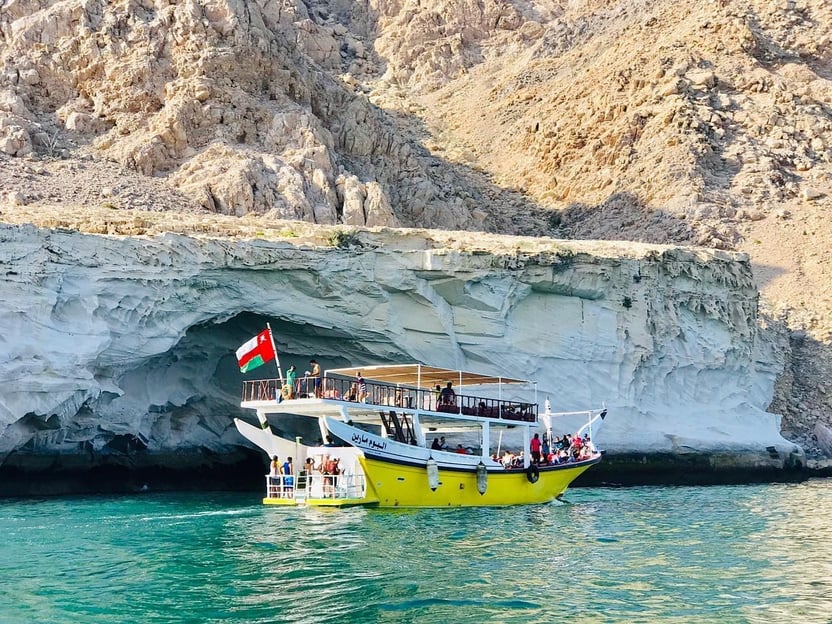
1, 480, 831, 624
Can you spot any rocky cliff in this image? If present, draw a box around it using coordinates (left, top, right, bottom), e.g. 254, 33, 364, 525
1, 0, 830, 489
0, 223, 804, 492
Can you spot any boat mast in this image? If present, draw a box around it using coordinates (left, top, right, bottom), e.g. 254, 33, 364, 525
266, 322, 284, 385
481, 419, 490, 460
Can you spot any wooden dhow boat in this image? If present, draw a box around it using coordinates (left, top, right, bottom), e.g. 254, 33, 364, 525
236, 363, 606, 508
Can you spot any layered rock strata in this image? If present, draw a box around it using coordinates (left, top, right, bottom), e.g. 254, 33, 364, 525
0, 224, 803, 493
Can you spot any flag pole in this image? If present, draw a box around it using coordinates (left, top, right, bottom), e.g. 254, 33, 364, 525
267, 323, 284, 385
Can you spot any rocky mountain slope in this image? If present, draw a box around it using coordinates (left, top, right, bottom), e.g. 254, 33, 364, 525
1, 0, 831, 458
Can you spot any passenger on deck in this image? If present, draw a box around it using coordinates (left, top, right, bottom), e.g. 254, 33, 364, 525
269, 455, 280, 497
439, 436, 448, 450
281, 457, 294, 496
321, 454, 334, 497
455, 444, 467, 454
542, 434, 550, 458
439, 382, 456, 407
356, 373, 368, 403
297, 457, 313, 490
309, 359, 322, 397
325, 457, 341, 497
285, 365, 297, 399
345, 382, 358, 401
433, 385, 442, 409
530, 433, 542, 464
431, 437, 442, 450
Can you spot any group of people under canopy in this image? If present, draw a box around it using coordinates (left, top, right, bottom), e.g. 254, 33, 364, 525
428, 431, 597, 467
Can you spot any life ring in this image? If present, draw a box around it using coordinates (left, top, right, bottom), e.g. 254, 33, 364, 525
280, 384, 293, 400
526, 464, 540, 484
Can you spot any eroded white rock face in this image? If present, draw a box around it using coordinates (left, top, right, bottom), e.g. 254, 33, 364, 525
0, 224, 798, 473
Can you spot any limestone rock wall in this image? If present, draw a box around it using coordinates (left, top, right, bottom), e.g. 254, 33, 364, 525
0, 224, 800, 481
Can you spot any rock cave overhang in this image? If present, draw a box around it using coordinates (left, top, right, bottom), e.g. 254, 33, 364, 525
0, 310, 405, 496
163, 310, 413, 446
205, 311, 406, 403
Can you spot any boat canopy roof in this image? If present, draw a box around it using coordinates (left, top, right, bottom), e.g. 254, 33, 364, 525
324, 364, 529, 388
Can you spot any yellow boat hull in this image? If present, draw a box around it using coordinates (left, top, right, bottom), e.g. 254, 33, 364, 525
359, 455, 599, 507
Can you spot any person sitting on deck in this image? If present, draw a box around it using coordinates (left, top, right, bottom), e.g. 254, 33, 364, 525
345, 382, 358, 401
584, 435, 595, 453
439, 382, 456, 407
431, 437, 442, 450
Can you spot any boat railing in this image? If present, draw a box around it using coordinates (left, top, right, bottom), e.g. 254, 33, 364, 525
264, 472, 366, 501
243, 376, 537, 422
242, 378, 280, 402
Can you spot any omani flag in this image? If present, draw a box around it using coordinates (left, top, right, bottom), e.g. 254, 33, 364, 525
236, 329, 276, 373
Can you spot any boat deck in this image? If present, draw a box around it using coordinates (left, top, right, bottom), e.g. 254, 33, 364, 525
242, 375, 537, 423
262, 472, 378, 507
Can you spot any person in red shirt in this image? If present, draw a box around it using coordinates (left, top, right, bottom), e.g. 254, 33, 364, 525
530, 433, 542, 464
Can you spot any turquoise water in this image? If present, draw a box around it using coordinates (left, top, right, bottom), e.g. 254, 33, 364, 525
2, 480, 831, 624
